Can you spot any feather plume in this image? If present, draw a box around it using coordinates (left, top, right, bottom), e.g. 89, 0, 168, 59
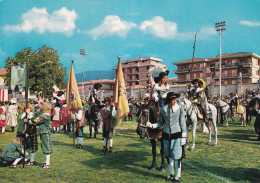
149, 65, 166, 79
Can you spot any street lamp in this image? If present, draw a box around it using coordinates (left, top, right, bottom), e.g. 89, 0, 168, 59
80, 49, 87, 98
215, 21, 226, 97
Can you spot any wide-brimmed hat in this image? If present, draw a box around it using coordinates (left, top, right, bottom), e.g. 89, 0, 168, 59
191, 79, 203, 85
165, 92, 179, 104
102, 97, 111, 103
154, 70, 169, 83
94, 83, 102, 89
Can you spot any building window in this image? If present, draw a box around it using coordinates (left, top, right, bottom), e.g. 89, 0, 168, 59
136, 67, 139, 72
146, 66, 149, 70
136, 75, 139, 80
136, 81, 139, 85
122, 68, 125, 72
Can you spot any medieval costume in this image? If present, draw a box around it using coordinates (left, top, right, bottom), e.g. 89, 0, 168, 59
59, 104, 71, 133
189, 79, 209, 123
99, 97, 117, 152
0, 102, 6, 134
75, 109, 85, 148
147, 92, 187, 182
152, 70, 170, 108
30, 103, 53, 169
89, 83, 102, 105
1, 137, 26, 168
5, 98, 18, 132
52, 104, 61, 133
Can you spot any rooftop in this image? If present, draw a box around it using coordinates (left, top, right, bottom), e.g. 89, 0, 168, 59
0, 69, 7, 75
121, 57, 163, 64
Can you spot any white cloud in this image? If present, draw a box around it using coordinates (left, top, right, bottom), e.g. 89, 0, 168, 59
139, 16, 178, 39
240, 20, 260, 27
140, 16, 217, 40
86, 15, 137, 40
2, 7, 78, 36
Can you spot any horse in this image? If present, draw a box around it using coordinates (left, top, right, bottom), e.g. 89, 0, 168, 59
247, 97, 260, 140
246, 97, 258, 125
86, 103, 102, 138
179, 98, 218, 151
135, 103, 165, 172
215, 99, 230, 126
229, 99, 247, 126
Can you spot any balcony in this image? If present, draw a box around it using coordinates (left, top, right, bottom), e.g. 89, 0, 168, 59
214, 73, 252, 79
174, 78, 192, 83
210, 62, 252, 70
175, 68, 203, 74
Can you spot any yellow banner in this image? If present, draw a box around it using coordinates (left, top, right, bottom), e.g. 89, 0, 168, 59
114, 57, 129, 125
66, 61, 83, 113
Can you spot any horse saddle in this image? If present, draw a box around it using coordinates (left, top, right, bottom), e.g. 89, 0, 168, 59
193, 104, 204, 119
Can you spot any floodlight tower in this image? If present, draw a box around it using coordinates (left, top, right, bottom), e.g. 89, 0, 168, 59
215, 21, 226, 97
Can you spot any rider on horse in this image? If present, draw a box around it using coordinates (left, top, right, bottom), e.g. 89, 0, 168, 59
189, 79, 209, 123
89, 83, 102, 105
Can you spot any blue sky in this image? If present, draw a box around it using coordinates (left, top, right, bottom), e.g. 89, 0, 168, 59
0, 0, 259, 78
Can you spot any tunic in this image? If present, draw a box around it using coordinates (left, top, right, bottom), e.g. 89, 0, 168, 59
0, 106, 6, 127
75, 110, 85, 137
1, 142, 24, 162
100, 105, 116, 139
52, 107, 60, 127
155, 103, 186, 160
59, 105, 70, 125
152, 83, 171, 108
31, 113, 52, 154
5, 104, 18, 127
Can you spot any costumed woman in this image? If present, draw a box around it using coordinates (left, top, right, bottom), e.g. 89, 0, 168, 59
151, 67, 170, 108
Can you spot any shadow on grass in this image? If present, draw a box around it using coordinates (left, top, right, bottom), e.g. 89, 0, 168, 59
80, 149, 165, 180
186, 161, 260, 183
218, 129, 259, 144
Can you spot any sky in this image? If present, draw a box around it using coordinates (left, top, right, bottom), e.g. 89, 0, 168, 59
0, 0, 259, 78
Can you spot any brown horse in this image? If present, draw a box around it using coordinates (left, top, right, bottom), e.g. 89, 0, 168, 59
135, 103, 165, 172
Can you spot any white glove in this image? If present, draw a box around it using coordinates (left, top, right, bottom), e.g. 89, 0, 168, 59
181, 132, 187, 146
154, 97, 159, 102
146, 121, 157, 129
26, 133, 29, 138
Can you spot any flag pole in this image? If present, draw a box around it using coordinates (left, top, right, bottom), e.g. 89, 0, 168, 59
23, 55, 30, 169
70, 60, 76, 149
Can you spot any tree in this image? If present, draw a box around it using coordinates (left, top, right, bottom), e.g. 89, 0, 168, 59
5, 45, 66, 99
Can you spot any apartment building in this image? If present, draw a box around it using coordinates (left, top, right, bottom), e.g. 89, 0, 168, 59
115, 57, 167, 87
174, 52, 260, 85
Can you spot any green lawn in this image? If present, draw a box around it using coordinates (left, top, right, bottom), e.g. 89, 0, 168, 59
0, 117, 259, 183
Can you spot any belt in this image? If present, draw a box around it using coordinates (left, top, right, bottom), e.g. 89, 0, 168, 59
162, 132, 182, 140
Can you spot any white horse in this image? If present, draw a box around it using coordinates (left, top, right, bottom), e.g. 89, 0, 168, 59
179, 98, 218, 151
230, 103, 247, 126
216, 99, 230, 127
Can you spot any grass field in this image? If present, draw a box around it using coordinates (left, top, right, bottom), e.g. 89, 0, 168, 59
0, 116, 259, 183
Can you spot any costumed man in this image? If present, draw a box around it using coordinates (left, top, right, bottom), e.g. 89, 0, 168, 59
189, 79, 209, 123
5, 98, 18, 132
0, 102, 6, 134
1, 137, 26, 168
27, 102, 53, 169
146, 92, 187, 183
59, 102, 71, 133
89, 83, 102, 105
24, 104, 37, 165
52, 103, 61, 133
73, 108, 85, 148
99, 97, 117, 152
152, 69, 171, 108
